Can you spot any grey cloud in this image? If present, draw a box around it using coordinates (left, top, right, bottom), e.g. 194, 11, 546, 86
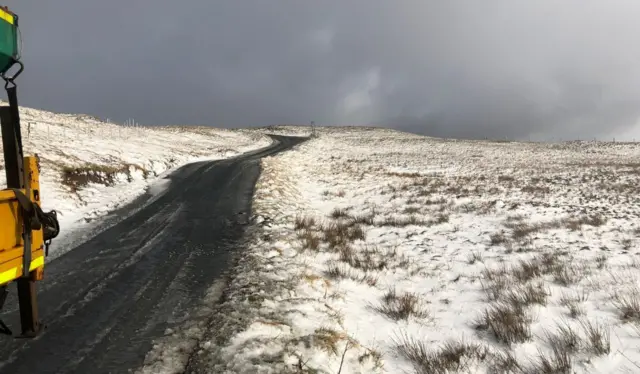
4, 0, 640, 139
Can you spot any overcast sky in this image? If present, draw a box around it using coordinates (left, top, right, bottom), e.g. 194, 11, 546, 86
5, 1, 640, 140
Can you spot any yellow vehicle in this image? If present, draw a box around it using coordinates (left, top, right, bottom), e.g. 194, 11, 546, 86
0, 6, 59, 338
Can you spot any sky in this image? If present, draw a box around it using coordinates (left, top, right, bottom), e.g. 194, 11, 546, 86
4, 0, 640, 140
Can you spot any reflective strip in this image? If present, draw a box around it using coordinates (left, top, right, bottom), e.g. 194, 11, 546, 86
0, 256, 44, 285
0, 9, 14, 25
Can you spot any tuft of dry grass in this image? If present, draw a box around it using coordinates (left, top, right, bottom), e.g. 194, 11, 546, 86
475, 301, 533, 344
378, 215, 427, 227
552, 262, 583, 287
530, 343, 572, 374
511, 259, 544, 283
350, 213, 375, 226
374, 288, 429, 321
544, 322, 581, 355
325, 261, 378, 286
580, 319, 610, 355
339, 246, 387, 271
559, 290, 589, 318
330, 207, 350, 219
480, 266, 509, 301
404, 206, 421, 214
467, 251, 483, 265
295, 215, 317, 230
312, 327, 350, 356
504, 282, 549, 307
321, 222, 366, 248
393, 335, 488, 374
613, 286, 640, 322
297, 230, 321, 251
490, 232, 508, 246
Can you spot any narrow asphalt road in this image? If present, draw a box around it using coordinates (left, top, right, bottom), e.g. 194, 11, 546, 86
0, 135, 305, 374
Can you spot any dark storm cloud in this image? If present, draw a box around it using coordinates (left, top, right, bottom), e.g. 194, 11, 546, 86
4, 0, 640, 139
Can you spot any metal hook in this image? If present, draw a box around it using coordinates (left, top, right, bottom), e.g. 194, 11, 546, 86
2, 60, 24, 88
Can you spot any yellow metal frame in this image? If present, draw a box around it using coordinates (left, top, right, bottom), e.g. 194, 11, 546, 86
0, 156, 45, 286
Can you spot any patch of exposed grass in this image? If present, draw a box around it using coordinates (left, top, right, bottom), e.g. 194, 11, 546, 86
339, 245, 387, 271
467, 251, 483, 265
512, 259, 544, 283
374, 288, 429, 321
393, 336, 489, 374
330, 207, 350, 219
295, 215, 317, 230
503, 282, 549, 307
530, 343, 572, 374
325, 261, 378, 286
490, 232, 508, 246
350, 213, 375, 226
580, 319, 610, 355
559, 290, 589, 318
313, 327, 349, 356
475, 301, 533, 344
297, 230, 321, 251
613, 286, 640, 322
62, 162, 149, 191
378, 215, 427, 227
321, 222, 366, 248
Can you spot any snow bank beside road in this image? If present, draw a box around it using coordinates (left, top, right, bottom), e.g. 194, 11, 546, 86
211, 128, 640, 373
0, 105, 272, 257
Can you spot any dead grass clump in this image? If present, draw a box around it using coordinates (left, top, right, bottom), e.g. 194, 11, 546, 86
552, 262, 582, 287
330, 207, 350, 219
350, 213, 375, 225
297, 230, 321, 251
475, 302, 533, 344
512, 259, 543, 283
530, 343, 572, 374
393, 336, 488, 374
339, 246, 387, 271
490, 232, 508, 246
559, 291, 589, 318
467, 251, 483, 265
488, 350, 522, 373
544, 322, 581, 355
295, 215, 317, 230
499, 175, 516, 183
313, 327, 349, 356
325, 261, 378, 286
433, 213, 450, 224
521, 185, 551, 194
481, 266, 509, 301
62, 163, 148, 191
613, 287, 640, 321
541, 320, 610, 365
404, 206, 421, 214
580, 319, 610, 355
374, 289, 429, 321
560, 214, 607, 230
322, 222, 366, 248
509, 222, 544, 241
504, 282, 549, 307
379, 215, 427, 227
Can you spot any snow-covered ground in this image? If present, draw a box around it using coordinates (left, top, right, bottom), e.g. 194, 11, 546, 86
0, 105, 272, 258
200, 126, 640, 373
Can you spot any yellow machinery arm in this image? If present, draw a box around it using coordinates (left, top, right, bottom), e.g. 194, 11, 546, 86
0, 5, 60, 338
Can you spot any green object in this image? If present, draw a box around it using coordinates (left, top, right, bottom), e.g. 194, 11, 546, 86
0, 8, 18, 75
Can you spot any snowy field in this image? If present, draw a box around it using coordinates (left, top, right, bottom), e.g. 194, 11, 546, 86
200, 126, 640, 373
0, 105, 272, 258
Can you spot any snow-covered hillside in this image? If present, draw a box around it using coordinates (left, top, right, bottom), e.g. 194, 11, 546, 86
201, 127, 640, 373
0, 105, 272, 258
